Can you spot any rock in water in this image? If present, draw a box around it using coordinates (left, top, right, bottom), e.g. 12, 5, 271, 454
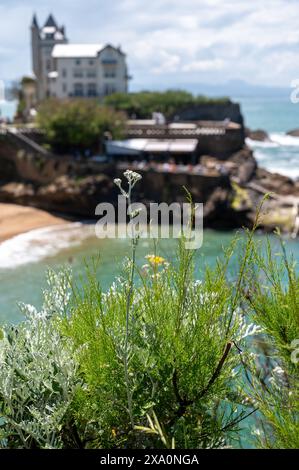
287, 128, 299, 137
245, 128, 270, 142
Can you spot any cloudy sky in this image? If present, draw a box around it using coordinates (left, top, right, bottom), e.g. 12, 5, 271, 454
0, 0, 298, 90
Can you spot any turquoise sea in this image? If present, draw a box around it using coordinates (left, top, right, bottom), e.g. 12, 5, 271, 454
0, 100, 17, 122
0, 95, 298, 324
236, 95, 299, 179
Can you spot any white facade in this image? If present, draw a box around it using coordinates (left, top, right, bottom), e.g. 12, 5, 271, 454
49, 44, 128, 98
31, 14, 129, 101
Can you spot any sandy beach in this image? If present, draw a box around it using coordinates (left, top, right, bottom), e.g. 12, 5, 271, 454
0, 203, 69, 242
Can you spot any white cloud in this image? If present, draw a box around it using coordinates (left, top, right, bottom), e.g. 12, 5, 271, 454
182, 59, 224, 72
151, 51, 181, 75
1, 0, 299, 89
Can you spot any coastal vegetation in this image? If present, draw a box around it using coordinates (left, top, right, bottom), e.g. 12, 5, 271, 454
14, 76, 36, 119
37, 99, 126, 155
104, 90, 230, 119
0, 172, 298, 449
33, 90, 230, 155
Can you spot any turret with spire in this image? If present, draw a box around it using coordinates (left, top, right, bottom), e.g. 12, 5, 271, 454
31, 13, 40, 82
30, 13, 68, 100
43, 14, 57, 28
31, 13, 39, 29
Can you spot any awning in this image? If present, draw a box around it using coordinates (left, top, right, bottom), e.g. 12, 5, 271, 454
106, 139, 198, 155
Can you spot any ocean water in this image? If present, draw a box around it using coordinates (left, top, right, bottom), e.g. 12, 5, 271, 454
236, 95, 299, 133
236, 95, 299, 179
0, 100, 17, 122
0, 225, 239, 323
0, 223, 298, 324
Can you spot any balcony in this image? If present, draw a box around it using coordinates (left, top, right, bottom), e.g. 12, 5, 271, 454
101, 59, 117, 64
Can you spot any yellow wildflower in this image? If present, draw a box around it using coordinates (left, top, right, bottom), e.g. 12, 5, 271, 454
111, 428, 117, 438
145, 255, 166, 266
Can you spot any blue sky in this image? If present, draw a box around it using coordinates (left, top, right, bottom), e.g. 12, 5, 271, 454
0, 0, 299, 90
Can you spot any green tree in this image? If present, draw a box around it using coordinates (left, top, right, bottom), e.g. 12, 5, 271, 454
15, 76, 36, 120
104, 90, 230, 119
37, 99, 126, 155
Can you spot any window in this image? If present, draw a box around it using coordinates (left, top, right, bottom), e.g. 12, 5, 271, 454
104, 70, 116, 78
46, 59, 51, 71
87, 69, 97, 78
73, 69, 83, 78
75, 59, 81, 65
104, 83, 116, 95
62, 69, 67, 78
74, 83, 84, 97
89, 60, 94, 66
62, 83, 67, 94
103, 65, 117, 78
101, 50, 117, 65
87, 83, 97, 97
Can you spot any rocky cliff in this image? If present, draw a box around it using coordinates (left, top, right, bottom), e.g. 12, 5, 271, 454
170, 102, 244, 128
0, 133, 298, 234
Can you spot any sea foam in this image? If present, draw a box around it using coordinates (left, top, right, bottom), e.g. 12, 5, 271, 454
247, 133, 299, 148
269, 133, 299, 147
246, 138, 279, 148
247, 133, 299, 180
0, 223, 95, 269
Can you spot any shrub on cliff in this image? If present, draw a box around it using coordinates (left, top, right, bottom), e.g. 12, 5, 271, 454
0, 173, 298, 449
37, 99, 126, 155
0, 242, 259, 449
104, 90, 230, 119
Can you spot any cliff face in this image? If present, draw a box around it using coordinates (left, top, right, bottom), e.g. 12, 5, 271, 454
0, 135, 261, 230
0, 131, 298, 234
171, 102, 244, 128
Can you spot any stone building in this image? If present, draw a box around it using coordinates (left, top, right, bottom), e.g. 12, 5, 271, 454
31, 14, 129, 101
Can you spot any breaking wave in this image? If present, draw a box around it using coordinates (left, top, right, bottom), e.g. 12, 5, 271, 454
0, 223, 95, 269
246, 133, 299, 180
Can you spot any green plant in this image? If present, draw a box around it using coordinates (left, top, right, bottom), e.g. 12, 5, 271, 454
0, 270, 80, 449
242, 236, 299, 448
58, 171, 260, 449
104, 90, 230, 119
0, 172, 297, 449
37, 98, 125, 155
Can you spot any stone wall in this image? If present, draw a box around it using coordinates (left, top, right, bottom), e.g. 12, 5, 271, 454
196, 130, 244, 159
115, 169, 230, 205
0, 135, 114, 185
0, 134, 235, 225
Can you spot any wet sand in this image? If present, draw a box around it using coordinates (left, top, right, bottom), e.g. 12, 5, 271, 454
0, 203, 69, 242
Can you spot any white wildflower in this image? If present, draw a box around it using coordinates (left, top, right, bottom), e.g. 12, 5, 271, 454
114, 178, 128, 198
124, 169, 142, 186
113, 178, 122, 186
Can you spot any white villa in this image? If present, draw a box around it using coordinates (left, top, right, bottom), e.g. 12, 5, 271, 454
31, 14, 130, 101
